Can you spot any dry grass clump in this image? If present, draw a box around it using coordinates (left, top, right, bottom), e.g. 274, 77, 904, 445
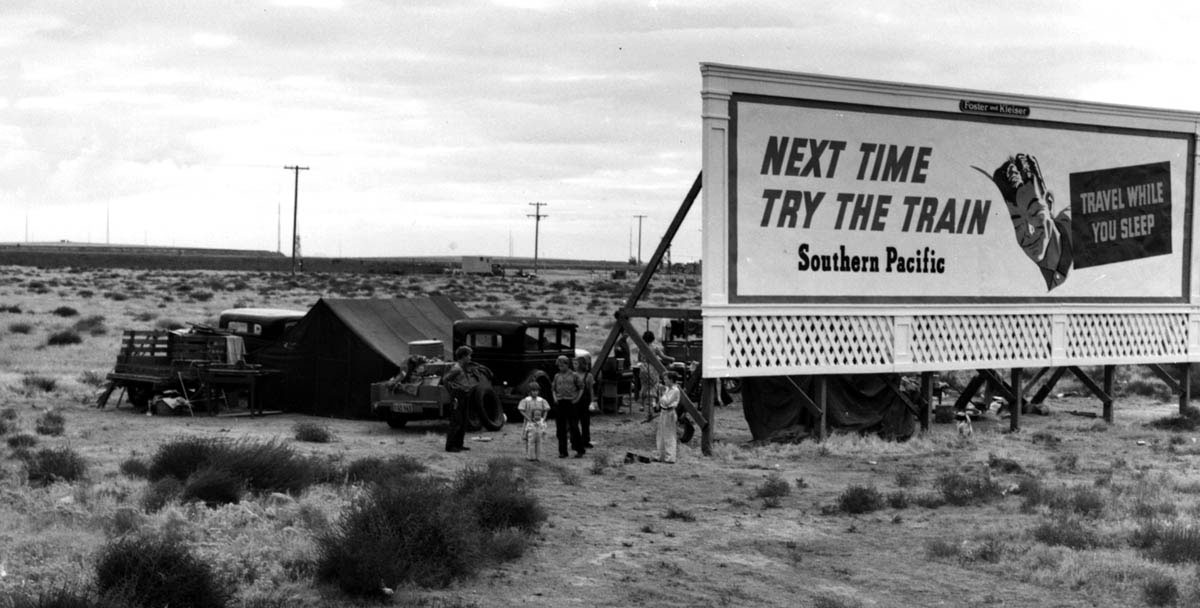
292, 421, 334, 443
22, 446, 88, 485
22, 373, 57, 394
72, 315, 107, 336
8, 321, 33, 334
51, 306, 79, 317
35, 410, 66, 436
46, 329, 83, 346
344, 454, 427, 485
146, 437, 320, 506
318, 457, 546, 595
837, 485, 884, 514
753, 473, 791, 508
935, 470, 1003, 506
95, 533, 231, 608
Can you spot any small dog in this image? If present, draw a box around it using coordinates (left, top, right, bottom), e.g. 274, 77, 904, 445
955, 410, 974, 437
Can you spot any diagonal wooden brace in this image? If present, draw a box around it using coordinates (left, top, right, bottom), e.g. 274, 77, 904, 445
618, 316, 707, 428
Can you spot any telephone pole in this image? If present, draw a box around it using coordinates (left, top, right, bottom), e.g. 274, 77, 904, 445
284, 165, 309, 274
527, 202, 547, 274
633, 214, 647, 265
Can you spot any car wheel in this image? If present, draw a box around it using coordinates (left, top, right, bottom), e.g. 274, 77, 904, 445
386, 413, 408, 429
464, 400, 483, 432
127, 384, 153, 410
475, 386, 506, 431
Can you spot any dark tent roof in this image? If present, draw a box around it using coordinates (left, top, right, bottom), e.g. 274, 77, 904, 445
322, 296, 466, 364
256, 295, 467, 418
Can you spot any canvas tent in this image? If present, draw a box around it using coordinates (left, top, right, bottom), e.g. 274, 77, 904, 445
741, 375, 917, 443
257, 296, 467, 418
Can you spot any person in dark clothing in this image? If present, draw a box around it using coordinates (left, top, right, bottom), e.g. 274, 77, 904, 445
551, 354, 585, 458
442, 346, 475, 453
574, 354, 595, 449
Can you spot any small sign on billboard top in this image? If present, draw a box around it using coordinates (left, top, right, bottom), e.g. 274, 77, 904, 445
959, 99, 1031, 118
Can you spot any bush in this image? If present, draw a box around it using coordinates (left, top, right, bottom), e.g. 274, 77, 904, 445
837, 485, 884, 514
78, 370, 108, 387
935, 471, 1003, 506
454, 459, 547, 533
887, 491, 909, 509
141, 478, 182, 513
26, 446, 88, 485
317, 477, 484, 593
46, 329, 82, 346
344, 455, 427, 485
0, 418, 10, 436
181, 466, 245, 508
119, 458, 151, 479
0, 587, 133, 608
207, 438, 316, 494
8, 321, 32, 334
292, 421, 334, 443
1031, 515, 1102, 550
1143, 573, 1179, 607
95, 534, 230, 608
35, 411, 65, 436
72, 315, 107, 336
754, 473, 791, 499
1138, 522, 1200, 564
22, 374, 57, 394
52, 306, 79, 317
7, 433, 38, 449
148, 436, 220, 482
663, 507, 696, 522
0, 406, 16, 420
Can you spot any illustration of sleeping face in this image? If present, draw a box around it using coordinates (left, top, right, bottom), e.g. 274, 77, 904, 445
1003, 156, 1054, 262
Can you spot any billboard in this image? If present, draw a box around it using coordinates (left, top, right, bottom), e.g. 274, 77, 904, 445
728, 95, 1193, 303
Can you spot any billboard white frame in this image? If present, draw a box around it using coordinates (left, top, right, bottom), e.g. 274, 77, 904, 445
700, 63, 1200, 378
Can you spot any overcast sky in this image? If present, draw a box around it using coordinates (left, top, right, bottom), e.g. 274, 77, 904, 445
3, 0, 1198, 261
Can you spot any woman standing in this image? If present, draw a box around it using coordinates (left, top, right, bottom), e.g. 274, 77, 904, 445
573, 354, 595, 449
551, 355, 585, 458
654, 371, 680, 464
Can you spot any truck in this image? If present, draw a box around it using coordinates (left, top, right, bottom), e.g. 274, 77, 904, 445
461, 256, 505, 276
370, 360, 505, 431
370, 316, 582, 431
99, 327, 279, 413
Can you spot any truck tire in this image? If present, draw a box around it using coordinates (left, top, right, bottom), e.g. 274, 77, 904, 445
463, 398, 483, 432
475, 386, 505, 431
386, 413, 408, 429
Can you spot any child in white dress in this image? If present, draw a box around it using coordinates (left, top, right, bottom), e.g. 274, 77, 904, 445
517, 384, 551, 461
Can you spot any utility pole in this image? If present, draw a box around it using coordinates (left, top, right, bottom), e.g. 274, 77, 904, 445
284, 165, 309, 274
633, 214, 647, 266
527, 202, 547, 274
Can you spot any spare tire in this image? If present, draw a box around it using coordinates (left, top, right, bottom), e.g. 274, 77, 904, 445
474, 385, 506, 431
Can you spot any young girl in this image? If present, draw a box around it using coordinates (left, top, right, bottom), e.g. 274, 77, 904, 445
517, 384, 551, 461
654, 371, 681, 464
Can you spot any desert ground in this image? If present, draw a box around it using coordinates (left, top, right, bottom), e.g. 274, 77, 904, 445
2, 265, 1200, 607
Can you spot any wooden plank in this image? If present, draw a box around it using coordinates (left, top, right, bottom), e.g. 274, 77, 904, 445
700, 378, 715, 456
1009, 368, 1022, 432
1103, 365, 1115, 423
1067, 366, 1112, 405
919, 372, 933, 431
1147, 364, 1182, 393
1031, 367, 1068, 404
1180, 363, 1192, 415
618, 316, 707, 428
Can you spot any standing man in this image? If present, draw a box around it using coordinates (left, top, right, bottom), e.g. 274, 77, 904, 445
442, 346, 475, 453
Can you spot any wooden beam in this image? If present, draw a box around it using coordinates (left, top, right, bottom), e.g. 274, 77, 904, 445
954, 373, 986, 409
588, 173, 702, 383
1102, 365, 1115, 423
1009, 368, 1022, 432
1180, 363, 1192, 415
1067, 366, 1113, 407
1147, 364, 1183, 393
883, 376, 921, 419
1031, 367, 1068, 404
919, 372, 933, 431
700, 378, 716, 456
816, 376, 828, 442
618, 316, 707, 429
622, 307, 703, 320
